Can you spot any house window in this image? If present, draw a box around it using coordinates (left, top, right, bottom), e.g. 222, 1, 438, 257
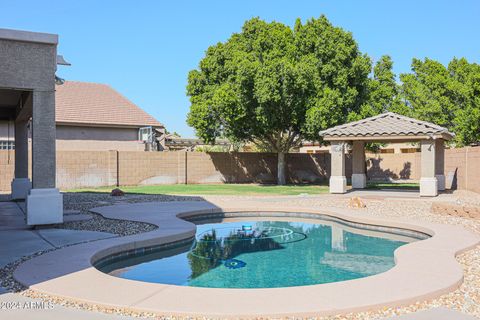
306, 149, 314, 154
0, 141, 15, 150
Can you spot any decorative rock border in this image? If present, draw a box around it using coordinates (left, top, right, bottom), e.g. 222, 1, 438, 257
432, 202, 480, 219
13, 200, 480, 319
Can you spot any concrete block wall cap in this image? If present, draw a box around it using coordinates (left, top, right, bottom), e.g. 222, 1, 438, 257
13, 200, 480, 318
0, 28, 58, 44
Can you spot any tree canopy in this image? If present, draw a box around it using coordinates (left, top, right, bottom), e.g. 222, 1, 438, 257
187, 15, 371, 184
399, 57, 480, 146
187, 15, 480, 184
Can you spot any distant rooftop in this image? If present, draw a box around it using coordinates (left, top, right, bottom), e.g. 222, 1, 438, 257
320, 112, 454, 141
56, 81, 163, 128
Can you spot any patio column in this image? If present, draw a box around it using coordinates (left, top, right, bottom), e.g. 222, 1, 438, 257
351, 141, 366, 189
329, 141, 347, 193
435, 139, 445, 191
420, 139, 438, 197
11, 119, 31, 200
26, 90, 63, 225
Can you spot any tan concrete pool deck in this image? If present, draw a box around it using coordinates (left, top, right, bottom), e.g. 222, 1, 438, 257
13, 199, 480, 319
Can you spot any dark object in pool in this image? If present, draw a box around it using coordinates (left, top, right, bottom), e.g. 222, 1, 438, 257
224, 259, 246, 269
111, 188, 125, 196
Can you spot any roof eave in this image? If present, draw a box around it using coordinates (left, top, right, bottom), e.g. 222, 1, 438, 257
322, 133, 453, 142
56, 121, 165, 129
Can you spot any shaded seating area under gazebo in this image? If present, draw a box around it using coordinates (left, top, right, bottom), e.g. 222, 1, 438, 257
320, 112, 455, 197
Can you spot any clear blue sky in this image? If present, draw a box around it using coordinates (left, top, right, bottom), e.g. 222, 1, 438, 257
1, 1, 479, 137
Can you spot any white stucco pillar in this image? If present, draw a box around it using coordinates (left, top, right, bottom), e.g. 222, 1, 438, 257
351, 141, 367, 189
435, 139, 445, 191
329, 141, 347, 193
27, 90, 63, 225
11, 119, 31, 200
420, 139, 438, 197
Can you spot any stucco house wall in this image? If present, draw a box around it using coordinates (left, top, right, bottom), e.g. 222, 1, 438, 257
55, 125, 146, 151
0, 122, 157, 151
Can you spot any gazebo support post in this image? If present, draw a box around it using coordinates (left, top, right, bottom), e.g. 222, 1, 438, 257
435, 139, 445, 191
420, 139, 438, 197
329, 141, 347, 193
351, 141, 367, 189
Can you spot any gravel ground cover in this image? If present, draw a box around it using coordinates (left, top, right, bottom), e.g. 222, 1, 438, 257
1, 190, 479, 319
55, 192, 205, 236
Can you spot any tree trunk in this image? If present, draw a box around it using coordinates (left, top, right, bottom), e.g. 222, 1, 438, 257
277, 152, 286, 185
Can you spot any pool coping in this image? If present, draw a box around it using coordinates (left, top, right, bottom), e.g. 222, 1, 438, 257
13, 200, 480, 318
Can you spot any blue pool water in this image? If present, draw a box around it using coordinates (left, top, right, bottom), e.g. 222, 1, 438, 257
97, 217, 427, 288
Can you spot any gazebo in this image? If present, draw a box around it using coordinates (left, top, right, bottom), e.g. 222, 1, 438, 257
319, 112, 455, 197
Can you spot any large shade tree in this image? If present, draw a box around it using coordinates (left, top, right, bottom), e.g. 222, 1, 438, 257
399, 57, 480, 146
187, 16, 371, 184
357, 55, 405, 119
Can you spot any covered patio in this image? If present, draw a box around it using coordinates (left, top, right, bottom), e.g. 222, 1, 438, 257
0, 28, 67, 225
320, 112, 454, 197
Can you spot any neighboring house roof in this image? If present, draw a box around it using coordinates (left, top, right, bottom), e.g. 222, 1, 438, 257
55, 81, 163, 128
320, 112, 454, 141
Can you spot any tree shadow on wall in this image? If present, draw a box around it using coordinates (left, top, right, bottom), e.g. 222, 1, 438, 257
207, 152, 331, 185
208, 152, 278, 184
399, 162, 412, 179
367, 158, 412, 181
286, 153, 332, 184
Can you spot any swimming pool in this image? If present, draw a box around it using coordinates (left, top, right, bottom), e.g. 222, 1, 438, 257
96, 213, 429, 288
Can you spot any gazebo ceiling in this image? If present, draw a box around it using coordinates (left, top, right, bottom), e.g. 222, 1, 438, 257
319, 112, 454, 142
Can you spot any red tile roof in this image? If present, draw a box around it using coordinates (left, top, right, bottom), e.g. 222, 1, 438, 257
55, 81, 163, 128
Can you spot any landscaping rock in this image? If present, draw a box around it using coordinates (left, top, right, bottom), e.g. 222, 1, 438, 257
348, 196, 366, 208
431, 202, 480, 219
110, 188, 125, 197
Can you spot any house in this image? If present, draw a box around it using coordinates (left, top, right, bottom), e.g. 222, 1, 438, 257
0, 81, 165, 151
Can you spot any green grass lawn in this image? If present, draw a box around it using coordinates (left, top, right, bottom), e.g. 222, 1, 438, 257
366, 181, 419, 190
68, 184, 330, 196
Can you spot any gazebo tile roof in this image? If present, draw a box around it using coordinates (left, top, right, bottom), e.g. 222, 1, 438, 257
319, 112, 454, 140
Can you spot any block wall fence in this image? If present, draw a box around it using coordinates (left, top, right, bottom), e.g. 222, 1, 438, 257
0, 147, 478, 193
